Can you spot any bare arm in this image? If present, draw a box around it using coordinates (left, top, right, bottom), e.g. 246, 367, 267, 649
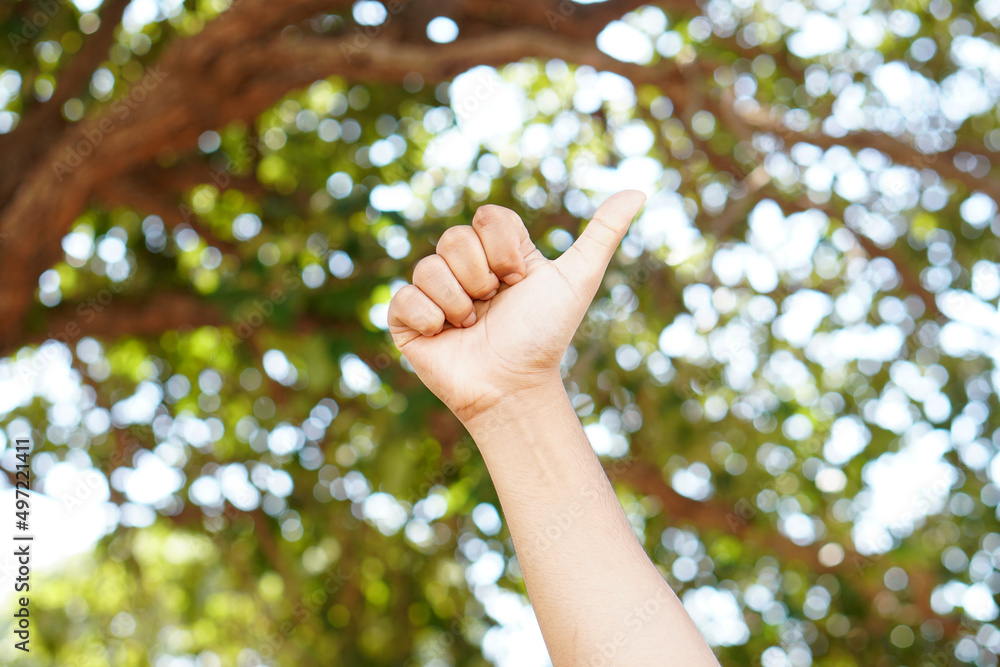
465, 385, 718, 666
388, 191, 720, 666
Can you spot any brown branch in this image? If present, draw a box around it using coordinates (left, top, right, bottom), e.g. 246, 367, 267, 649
663, 65, 774, 239
0, 20, 691, 352
126, 160, 266, 198
95, 170, 239, 254
705, 165, 771, 239
607, 458, 961, 640
50, 0, 131, 110
767, 189, 942, 320
12, 291, 228, 357
250, 509, 303, 600
453, 0, 692, 39
0, 0, 977, 366
12, 288, 386, 368
0, 0, 130, 206
423, 399, 961, 641
733, 101, 1000, 203
699, 88, 945, 318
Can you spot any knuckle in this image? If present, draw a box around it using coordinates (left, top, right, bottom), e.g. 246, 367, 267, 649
412, 255, 445, 283
473, 204, 517, 230
389, 284, 416, 312
391, 283, 416, 304
437, 225, 475, 254
388, 285, 416, 324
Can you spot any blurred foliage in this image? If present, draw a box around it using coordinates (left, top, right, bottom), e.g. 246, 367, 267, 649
2, 0, 1000, 666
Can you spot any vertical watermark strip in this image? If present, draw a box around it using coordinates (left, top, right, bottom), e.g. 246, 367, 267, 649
13, 438, 32, 653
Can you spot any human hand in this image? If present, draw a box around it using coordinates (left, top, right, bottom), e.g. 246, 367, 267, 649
388, 190, 645, 423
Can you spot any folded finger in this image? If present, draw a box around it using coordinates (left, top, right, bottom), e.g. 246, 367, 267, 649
413, 255, 477, 328
387, 284, 446, 340
436, 225, 500, 299
472, 205, 529, 286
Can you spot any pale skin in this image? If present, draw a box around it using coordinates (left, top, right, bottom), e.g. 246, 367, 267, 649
388, 190, 720, 666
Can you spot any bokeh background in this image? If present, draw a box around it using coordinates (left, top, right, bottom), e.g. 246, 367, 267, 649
1, 0, 999, 665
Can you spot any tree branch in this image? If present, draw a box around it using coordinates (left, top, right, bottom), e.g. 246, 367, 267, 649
0, 0, 981, 373
0, 0, 130, 206
11, 288, 386, 368
12, 291, 228, 357
767, 189, 942, 320
95, 169, 240, 254
733, 100, 1000, 203
0, 20, 688, 352
607, 458, 961, 640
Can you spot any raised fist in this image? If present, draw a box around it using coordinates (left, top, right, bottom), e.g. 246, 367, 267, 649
388, 190, 646, 423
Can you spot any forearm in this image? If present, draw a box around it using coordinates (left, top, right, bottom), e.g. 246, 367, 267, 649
463, 381, 719, 667
387, 191, 714, 663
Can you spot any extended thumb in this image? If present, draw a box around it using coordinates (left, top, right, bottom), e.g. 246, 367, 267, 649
555, 189, 646, 286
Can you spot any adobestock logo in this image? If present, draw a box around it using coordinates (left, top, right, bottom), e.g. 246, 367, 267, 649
7, 0, 62, 53
51, 66, 169, 182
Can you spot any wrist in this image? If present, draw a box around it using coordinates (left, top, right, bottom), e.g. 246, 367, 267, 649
459, 376, 569, 440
